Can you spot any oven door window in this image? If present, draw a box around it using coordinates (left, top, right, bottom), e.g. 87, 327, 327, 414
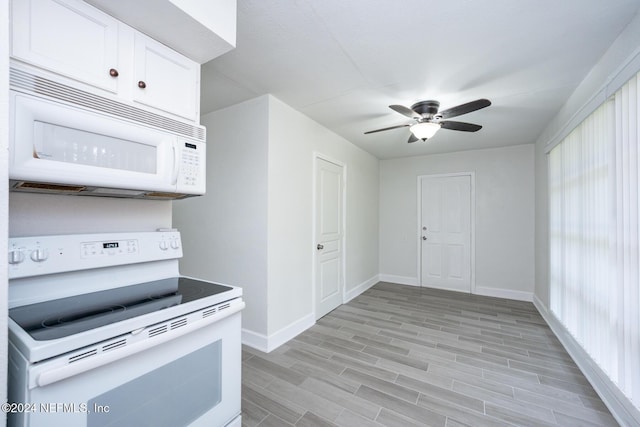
87, 340, 221, 427
15, 313, 241, 427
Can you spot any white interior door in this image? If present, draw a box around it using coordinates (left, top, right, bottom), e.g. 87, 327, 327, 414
314, 157, 344, 319
420, 174, 472, 292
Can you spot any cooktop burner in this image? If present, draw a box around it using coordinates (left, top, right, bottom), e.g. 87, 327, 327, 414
9, 278, 233, 341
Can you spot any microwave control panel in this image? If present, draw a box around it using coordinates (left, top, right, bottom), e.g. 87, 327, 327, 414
177, 140, 206, 194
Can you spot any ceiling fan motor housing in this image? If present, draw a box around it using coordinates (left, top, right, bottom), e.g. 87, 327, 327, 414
411, 100, 440, 118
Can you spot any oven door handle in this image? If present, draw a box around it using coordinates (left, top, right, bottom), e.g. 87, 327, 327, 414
33, 299, 245, 388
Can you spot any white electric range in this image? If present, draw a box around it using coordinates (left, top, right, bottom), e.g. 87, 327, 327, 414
7, 230, 244, 427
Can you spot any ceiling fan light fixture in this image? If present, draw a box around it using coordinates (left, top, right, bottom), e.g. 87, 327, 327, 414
410, 122, 441, 140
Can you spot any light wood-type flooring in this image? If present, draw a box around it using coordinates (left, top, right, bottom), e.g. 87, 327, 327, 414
241, 282, 618, 427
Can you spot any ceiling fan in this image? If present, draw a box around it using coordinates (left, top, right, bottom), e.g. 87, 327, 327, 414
365, 98, 491, 143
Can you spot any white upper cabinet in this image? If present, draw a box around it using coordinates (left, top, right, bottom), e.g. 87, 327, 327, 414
84, 0, 237, 64
11, 0, 120, 93
133, 32, 199, 121
10, 0, 201, 122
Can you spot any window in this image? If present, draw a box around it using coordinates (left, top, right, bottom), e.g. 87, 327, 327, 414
549, 72, 640, 409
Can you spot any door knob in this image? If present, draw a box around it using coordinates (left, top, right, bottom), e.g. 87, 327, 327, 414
422, 236, 427, 241
317, 244, 324, 250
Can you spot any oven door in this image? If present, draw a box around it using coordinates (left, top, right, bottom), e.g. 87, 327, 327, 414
9, 309, 242, 427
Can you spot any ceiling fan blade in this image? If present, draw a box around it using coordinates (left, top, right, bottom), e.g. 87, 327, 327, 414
408, 133, 418, 143
389, 105, 421, 119
437, 99, 491, 119
364, 124, 410, 134
440, 121, 482, 132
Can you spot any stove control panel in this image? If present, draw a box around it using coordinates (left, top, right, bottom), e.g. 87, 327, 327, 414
8, 230, 182, 279
81, 239, 139, 258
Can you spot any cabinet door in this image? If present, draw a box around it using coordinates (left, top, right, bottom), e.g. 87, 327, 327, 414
11, 0, 120, 93
133, 33, 199, 121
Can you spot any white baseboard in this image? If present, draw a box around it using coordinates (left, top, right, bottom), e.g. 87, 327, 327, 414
242, 275, 382, 353
533, 295, 640, 427
344, 274, 379, 303
474, 286, 533, 302
378, 279, 533, 302
242, 312, 315, 353
241, 328, 269, 352
378, 274, 419, 286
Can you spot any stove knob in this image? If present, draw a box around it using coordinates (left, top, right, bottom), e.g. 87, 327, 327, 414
170, 239, 180, 250
159, 240, 169, 251
30, 248, 48, 262
8, 250, 25, 264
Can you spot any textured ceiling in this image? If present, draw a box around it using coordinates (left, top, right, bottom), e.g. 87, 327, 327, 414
201, 0, 640, 159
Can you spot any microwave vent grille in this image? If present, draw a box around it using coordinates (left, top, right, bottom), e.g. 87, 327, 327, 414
144, 192, 188, 200
14, 182, 87, 193
10, 67, 205, 142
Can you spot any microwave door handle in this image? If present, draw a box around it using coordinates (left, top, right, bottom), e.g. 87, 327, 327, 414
171, 142, 180, 185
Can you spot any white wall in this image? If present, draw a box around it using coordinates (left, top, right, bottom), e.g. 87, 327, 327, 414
380, 144, 535, 300
267, 96, 379, 335
9, 193, 172, 236
173, 96, 269, 336
174, 94, 379, 350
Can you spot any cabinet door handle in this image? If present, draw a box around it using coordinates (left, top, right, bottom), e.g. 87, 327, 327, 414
138, 80, 147, 89
109, 68, 119, 77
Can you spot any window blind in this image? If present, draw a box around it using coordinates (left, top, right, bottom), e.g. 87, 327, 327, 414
613, 72, 640, 403
549, 71, 640, 410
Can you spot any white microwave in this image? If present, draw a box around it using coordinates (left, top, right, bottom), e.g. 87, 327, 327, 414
9, 89, 206, 200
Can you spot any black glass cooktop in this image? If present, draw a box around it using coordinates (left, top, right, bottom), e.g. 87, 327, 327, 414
9, 277, 233, 341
